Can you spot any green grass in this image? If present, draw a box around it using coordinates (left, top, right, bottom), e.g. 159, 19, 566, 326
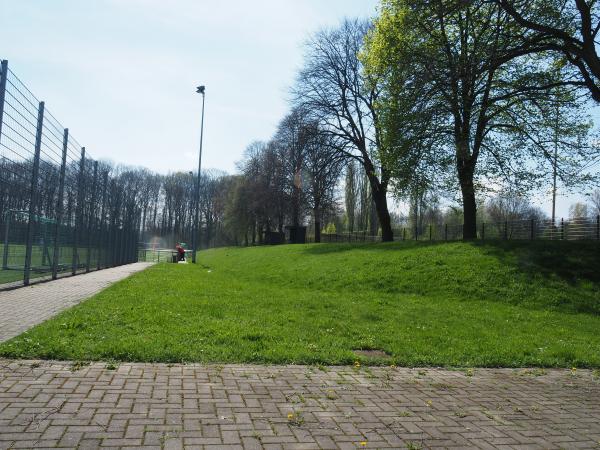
0, 243, 103, 285
2, 241, 600, 367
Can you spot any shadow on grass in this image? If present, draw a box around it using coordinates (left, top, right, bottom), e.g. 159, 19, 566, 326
304, 239, 600, 284
301, 240, 440, 255
472, 240, 600, 285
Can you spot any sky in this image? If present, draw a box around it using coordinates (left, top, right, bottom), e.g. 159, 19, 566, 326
0, 0, 379, 174
0, 0, 596, 218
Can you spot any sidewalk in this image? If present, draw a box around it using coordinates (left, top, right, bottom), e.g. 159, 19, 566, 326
0, 361, 598, 449
0, 263, 153, 343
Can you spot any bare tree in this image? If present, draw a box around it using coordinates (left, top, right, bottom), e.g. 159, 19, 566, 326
344, 161, 358, 233
303, 124, 344, 242
591, 189, 600, 216
294, 19, 395, 241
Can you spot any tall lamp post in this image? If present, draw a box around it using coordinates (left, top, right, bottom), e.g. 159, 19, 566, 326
192, 85, 206, 264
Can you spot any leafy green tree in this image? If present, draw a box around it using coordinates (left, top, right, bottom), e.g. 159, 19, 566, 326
366, 0, 593, 239
494, 0, 600, 102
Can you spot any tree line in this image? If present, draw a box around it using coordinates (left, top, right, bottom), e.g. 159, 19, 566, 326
229, 0, 600, 242
4, 0, 599, 248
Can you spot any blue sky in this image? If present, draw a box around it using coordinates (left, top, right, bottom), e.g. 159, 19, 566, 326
0, 0, 379, 174
0, 0, 596, 217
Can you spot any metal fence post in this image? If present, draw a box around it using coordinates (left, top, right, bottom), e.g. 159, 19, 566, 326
2, 211, 10, 269
52, 128, 68, 280
415, 226, 418, 241
530, 218, 535, 240
23, 101, 45, 286
0, 60, 8, 149
561, 217, 565, 240
85, 161, 98, 272
597, 215, 599, 240
429, 224, 432, 241
72, 147, 85, 275
123, 218, 130, 264
403, 228, 406, 241
0, 62, 8, 270
97, 171, 108, 270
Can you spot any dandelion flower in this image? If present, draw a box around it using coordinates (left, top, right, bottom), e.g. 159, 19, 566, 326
287, 413, 294, 420
360, 441, 367, 447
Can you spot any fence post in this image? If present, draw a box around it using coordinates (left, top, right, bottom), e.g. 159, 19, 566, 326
597, 215, 599, 240
504, 220, 508, 240
429, 224, 432, 241
445, 223, 448, 241
2, 211, 10, 269
51, 128, 68, 280
97, 171, 108, 270
72, 147, 86, 275
85, 161, 98, 272
530, 218, 535, 240
0, 62, 7, 270
403, 228, 406, 241
0, 60, 8, 149
415, 226, 418, 241
561, 217, 565, 240
23, 101, 45, 286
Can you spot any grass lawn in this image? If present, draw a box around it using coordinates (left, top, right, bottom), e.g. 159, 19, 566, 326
0, 243, 99, 285
1, 241, 600, 367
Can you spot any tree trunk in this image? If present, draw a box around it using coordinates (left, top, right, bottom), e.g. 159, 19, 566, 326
314, 205, 321, 243
292, 185, 300, 227
369, 199, 379, 237
367, 177, 393, 242
457, 158, 477, 240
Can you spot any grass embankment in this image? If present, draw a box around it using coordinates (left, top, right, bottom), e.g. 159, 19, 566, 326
1, 241, 599, 367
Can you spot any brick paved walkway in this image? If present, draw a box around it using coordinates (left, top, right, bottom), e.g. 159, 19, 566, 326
0, 361, 598, 449
0, 263, 153, 343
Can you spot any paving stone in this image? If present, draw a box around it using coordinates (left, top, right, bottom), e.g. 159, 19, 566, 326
0, 361, 599, 448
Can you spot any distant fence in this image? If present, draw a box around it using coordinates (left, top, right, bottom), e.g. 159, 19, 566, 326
322, 217, 600, 243
138, 248, 193, 263
0, 59, 138, 289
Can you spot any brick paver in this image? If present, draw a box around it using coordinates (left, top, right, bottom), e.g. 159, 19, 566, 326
0, 361, 598, 449
0, 263, 153, 343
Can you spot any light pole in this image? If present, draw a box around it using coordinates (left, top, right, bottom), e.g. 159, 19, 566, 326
192, 85, 205, 264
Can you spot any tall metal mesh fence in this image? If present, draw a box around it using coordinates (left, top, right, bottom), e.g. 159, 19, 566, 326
0, 59, 139, 288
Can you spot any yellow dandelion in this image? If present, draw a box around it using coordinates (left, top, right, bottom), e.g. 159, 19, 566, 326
287, 413, 294, 420
359, 441, 367, 447
354, 360, 361, 368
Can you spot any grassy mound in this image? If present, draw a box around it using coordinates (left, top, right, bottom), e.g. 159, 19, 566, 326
1, 241, 599, 367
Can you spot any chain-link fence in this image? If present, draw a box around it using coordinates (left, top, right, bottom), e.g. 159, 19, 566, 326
0, 59, 139, 288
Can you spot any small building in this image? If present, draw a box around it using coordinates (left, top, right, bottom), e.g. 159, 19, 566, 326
285, 226, 307, 244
